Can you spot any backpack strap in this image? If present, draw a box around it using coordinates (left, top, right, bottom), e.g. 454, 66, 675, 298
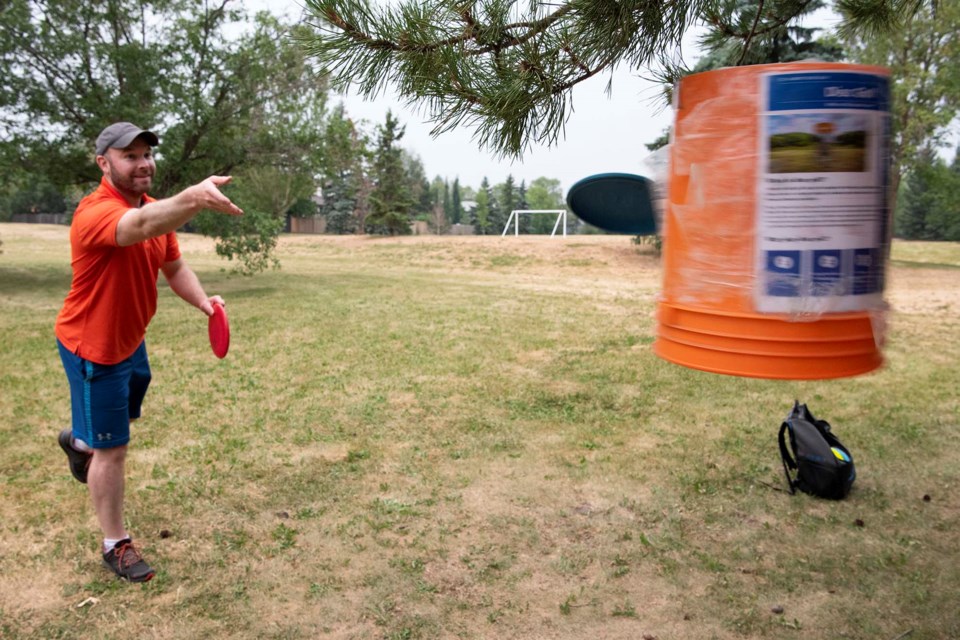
778, 421, 798, 495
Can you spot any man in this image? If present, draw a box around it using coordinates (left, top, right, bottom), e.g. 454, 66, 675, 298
55, 122, 243, 582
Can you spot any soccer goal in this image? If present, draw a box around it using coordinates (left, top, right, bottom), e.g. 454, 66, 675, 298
501, 209, 568, 237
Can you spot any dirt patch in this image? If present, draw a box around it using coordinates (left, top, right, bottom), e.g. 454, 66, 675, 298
887, 267, 960, 315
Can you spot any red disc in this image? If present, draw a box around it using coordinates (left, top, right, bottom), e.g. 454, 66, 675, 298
208, 303, 230, 359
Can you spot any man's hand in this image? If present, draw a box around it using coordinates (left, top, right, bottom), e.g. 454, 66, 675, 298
185, 176, 243, 216
199, 295, 225, 317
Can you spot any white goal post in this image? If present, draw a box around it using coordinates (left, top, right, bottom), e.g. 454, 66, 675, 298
501, 209, 568, 237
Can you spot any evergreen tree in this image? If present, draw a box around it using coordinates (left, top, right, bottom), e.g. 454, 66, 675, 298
897, 147, 942, 240
486, 178, 504, 235
318, 103, 367, 234
647, 1, 841, 139
921, 144, 960, 241
368, 110, 413, 235
499, 175, 517, 229
517, 180, 532, 233
403, 152, 433, 219
472, 177, 492, 234
698, 1, 840, 66
322, 182, 359, 234
442, 179, 452, 222
418, 176, 433, 219
498, 174, 517, 216
451, 178, 463, 224
429, 176, 446, 207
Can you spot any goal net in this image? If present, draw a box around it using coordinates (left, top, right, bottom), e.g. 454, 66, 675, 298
501, 209, 568, 237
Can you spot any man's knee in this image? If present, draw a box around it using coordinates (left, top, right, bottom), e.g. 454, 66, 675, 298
92, 444, 128, 464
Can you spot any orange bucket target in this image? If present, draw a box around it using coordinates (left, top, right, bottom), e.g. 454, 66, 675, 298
653, 63, 892, 380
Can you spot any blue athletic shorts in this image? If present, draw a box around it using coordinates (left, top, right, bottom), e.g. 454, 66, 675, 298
57, 339, 151, 449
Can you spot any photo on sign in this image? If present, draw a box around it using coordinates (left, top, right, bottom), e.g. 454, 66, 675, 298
766, 114, 868, 174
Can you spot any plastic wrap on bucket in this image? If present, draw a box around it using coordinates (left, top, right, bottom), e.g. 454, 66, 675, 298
653, 63, 892, 380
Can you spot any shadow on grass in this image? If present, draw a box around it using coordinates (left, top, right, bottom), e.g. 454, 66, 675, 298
223, 286, 280, 300
0, 265, 71, 297
0, 264, 281, 300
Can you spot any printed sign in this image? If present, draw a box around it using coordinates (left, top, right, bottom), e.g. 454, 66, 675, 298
756, 71, 891, 314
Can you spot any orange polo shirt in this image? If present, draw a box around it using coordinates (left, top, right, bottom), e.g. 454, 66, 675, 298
55, 178, 180, 365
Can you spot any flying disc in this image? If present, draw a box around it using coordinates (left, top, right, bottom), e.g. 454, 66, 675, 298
208, 303, 230, 359
565, 173, 657, 235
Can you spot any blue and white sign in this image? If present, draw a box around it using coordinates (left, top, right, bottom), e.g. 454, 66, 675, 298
756, 70, 891, 314
767, 72, 889, 112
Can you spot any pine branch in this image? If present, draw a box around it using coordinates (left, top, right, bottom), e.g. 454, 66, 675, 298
300, 0, 939, 157
738, 0, 767, 65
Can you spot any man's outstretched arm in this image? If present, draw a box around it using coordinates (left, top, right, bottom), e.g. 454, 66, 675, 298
115, 176, 242, 247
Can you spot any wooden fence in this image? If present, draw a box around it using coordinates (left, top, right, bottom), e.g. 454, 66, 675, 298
10, 213, 69, 225
288, 215, 327, 234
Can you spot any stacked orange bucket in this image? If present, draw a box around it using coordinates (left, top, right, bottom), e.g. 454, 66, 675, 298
654, 63, 892, 379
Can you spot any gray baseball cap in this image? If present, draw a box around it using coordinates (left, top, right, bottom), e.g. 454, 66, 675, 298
95, 122, 159, 156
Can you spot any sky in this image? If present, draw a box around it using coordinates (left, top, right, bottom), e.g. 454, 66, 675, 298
336, 67, 677, 194
337, 68, 676, 194
253, 1, 847, 195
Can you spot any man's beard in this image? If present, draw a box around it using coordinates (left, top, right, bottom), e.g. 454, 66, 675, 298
108, 160, 153, 197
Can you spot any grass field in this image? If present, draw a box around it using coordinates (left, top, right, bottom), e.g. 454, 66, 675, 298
1, 224, 958, 640
768, 146, 866, 173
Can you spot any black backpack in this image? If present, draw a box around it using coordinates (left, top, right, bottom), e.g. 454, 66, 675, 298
778, 401, 856, 499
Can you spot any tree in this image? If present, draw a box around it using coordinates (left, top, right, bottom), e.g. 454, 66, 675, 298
935, 144, 960, 240
353, 171, 375, 234
429, 176, 445, 206
498, 175, 517, 225
7, 178, 67, 215
485, 176, 504, 234
301, 0, 935, 157
0, 1, 327, 273
442, 179, 452, 222
924, 169, 960, 242
525, 177, 564, 234
194, 15, 330, 273
896, 146, 960, 240
318, 103, 368, 234
896, 146, 938, 239
840, 0, 960, 199
368, 110, 413, 234
403, 152, 433, 219
471, 177, 492, 235
516, 179, 532, 233
698, 1, 842, 67
451, 178, 463, 224
190, 171, 288, 274
643, 0, 842, 144
894, 146, 960, 240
